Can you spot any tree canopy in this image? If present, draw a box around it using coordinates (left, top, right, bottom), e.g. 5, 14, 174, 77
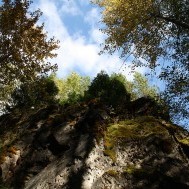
50, 71, 158, 108
8, 76, 59, 110
87, 71, 130, 109
52, 72, 90, 104
93, 0, 189, 122
0, 0, 59, 86
110, 72, 158, 100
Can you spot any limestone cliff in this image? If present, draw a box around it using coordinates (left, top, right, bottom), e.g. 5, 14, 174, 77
0, 98, 189, 189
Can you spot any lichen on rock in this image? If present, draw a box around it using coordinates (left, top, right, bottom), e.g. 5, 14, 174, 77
0, 99, 189, 189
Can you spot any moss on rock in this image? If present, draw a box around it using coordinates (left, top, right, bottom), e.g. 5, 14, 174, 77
178, 138, 189, 146
105, 170, 119, 177
103, 116, 170, 161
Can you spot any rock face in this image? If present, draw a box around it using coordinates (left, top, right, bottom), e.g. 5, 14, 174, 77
0, 100, 189, 189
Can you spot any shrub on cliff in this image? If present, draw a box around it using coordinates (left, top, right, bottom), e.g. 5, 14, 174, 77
86, 71, 131, 109
7, 76, 58, 111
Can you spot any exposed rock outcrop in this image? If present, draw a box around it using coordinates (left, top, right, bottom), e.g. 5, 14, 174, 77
0, 100, 189, 189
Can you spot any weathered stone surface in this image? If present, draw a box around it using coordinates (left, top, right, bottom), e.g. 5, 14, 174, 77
0, 149, 21, 181
0, 102, 189, 189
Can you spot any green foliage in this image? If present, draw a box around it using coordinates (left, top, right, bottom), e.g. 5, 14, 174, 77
93, 0, 189, 125
110, 72, 158, 101
0, 0, 59, 85
163, 86, 189, 126
94, 0, 189, 67
87, 71, 130, 109
86, 71, 110, 100
52, 72, 90, 105
0, 0, 59, 108
8, 76, 58, 110
132, 72, 158, 100
52, 71, 158, 108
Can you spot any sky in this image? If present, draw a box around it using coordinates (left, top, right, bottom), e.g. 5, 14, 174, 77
31, 0, 150, 81
0, 0, 187, 127
32, 0, 189, 128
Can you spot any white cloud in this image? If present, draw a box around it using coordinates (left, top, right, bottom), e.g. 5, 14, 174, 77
38, 0, 69, 39
36, 0, 145, 80
59, 0, 82, 16
83, 7, 106, 44
88, 26, 106, 45
53, 34, 124, 78
84, 8, 100, 26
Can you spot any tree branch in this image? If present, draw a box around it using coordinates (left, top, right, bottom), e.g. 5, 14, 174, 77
152, 13, 189, 30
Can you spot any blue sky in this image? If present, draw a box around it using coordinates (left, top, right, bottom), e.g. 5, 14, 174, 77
0, 0, 165, 89
1, 0, 188, 127
33, 0, 189, 128
31, 0, 151, 81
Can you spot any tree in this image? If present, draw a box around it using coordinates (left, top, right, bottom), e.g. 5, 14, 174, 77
8, 76, 59, 110
0, 0, 59, 86
93, 0, 189, 123
132, 72, 158, 100
110, 72, 158, 100
52, 72, 90, 104
87, 71, 130, 109
87, 71, 110, 100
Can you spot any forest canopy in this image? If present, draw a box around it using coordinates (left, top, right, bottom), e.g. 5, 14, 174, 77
93, 0, 189, 122
42, 72, 159, 106
0, 0, 59, 110
5, 71, 159, 113
0, 0, 59, 86
0, 0, 188, 127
